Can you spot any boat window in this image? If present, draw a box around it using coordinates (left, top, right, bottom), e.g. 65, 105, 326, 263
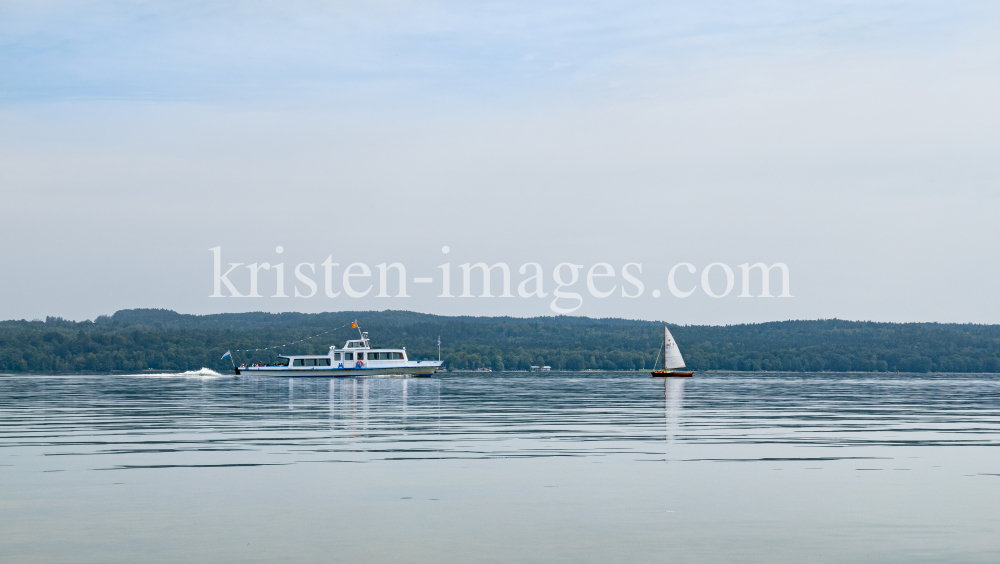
392, 352, 404, 360
333, 352, 341, 361
344, 352, 353, 361
293, 359, 304, 366
276, 358, 290, 366
367, 352, 376, 360
318, 358, 331, 366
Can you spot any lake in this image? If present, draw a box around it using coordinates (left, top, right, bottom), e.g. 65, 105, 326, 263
1, 371, 999, 563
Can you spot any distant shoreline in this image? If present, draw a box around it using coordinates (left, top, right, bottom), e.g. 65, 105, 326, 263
2, 309, 998, 374
2, 370, 996, 378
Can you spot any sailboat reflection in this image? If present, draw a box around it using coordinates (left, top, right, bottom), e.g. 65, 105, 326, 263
664, 377, 686, 443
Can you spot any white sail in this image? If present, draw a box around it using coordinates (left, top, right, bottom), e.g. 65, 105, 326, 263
663, 326, 686, 369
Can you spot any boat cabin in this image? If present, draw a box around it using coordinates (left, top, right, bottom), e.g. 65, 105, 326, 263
274, 332, 409, 369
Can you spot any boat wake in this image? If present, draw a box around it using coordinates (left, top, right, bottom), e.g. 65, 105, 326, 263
181, 367, 223, 377
134, 367, 225, 379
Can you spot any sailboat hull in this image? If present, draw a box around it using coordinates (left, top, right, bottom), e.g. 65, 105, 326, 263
651, 370, 694, 377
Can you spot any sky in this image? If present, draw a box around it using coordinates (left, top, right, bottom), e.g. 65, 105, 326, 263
1, 0, 999, 324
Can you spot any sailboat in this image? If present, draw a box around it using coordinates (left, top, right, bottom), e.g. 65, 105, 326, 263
651, 325, 694, 377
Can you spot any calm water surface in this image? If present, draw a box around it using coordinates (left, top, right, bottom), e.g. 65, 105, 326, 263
2, 372, 999, 563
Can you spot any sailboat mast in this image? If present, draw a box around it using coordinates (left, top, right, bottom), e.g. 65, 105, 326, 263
664, 324, 668, 370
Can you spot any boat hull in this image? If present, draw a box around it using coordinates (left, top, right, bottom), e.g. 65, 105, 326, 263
237, 362, 442, 378
651, 370, 694, 377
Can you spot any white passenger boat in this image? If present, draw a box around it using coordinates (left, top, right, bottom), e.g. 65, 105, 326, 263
235, 329, 443, 377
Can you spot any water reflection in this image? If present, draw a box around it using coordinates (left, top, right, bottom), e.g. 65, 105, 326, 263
2, 372, 1000, 563
2, 372, 998, 464
664, 377, 685, 443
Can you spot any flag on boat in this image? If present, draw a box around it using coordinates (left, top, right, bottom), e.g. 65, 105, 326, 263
221, 351, 231, 360
351, 322, 357, 328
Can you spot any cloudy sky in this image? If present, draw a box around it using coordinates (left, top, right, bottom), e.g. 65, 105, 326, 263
1, 1, 998, 324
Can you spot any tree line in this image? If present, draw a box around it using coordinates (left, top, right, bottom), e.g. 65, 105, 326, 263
1, 309, 998, 374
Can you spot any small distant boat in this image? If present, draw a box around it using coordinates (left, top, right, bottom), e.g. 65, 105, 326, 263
651, 325, 694, 377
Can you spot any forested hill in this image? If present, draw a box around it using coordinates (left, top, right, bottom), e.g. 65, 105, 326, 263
1, 309, 999, 374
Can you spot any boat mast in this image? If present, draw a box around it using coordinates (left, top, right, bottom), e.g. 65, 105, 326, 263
664, 324, 668, 372
351, 320, 371, 348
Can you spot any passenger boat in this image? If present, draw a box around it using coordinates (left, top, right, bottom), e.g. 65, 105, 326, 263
651, 324, 694, 377
235, 327, 443, 377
